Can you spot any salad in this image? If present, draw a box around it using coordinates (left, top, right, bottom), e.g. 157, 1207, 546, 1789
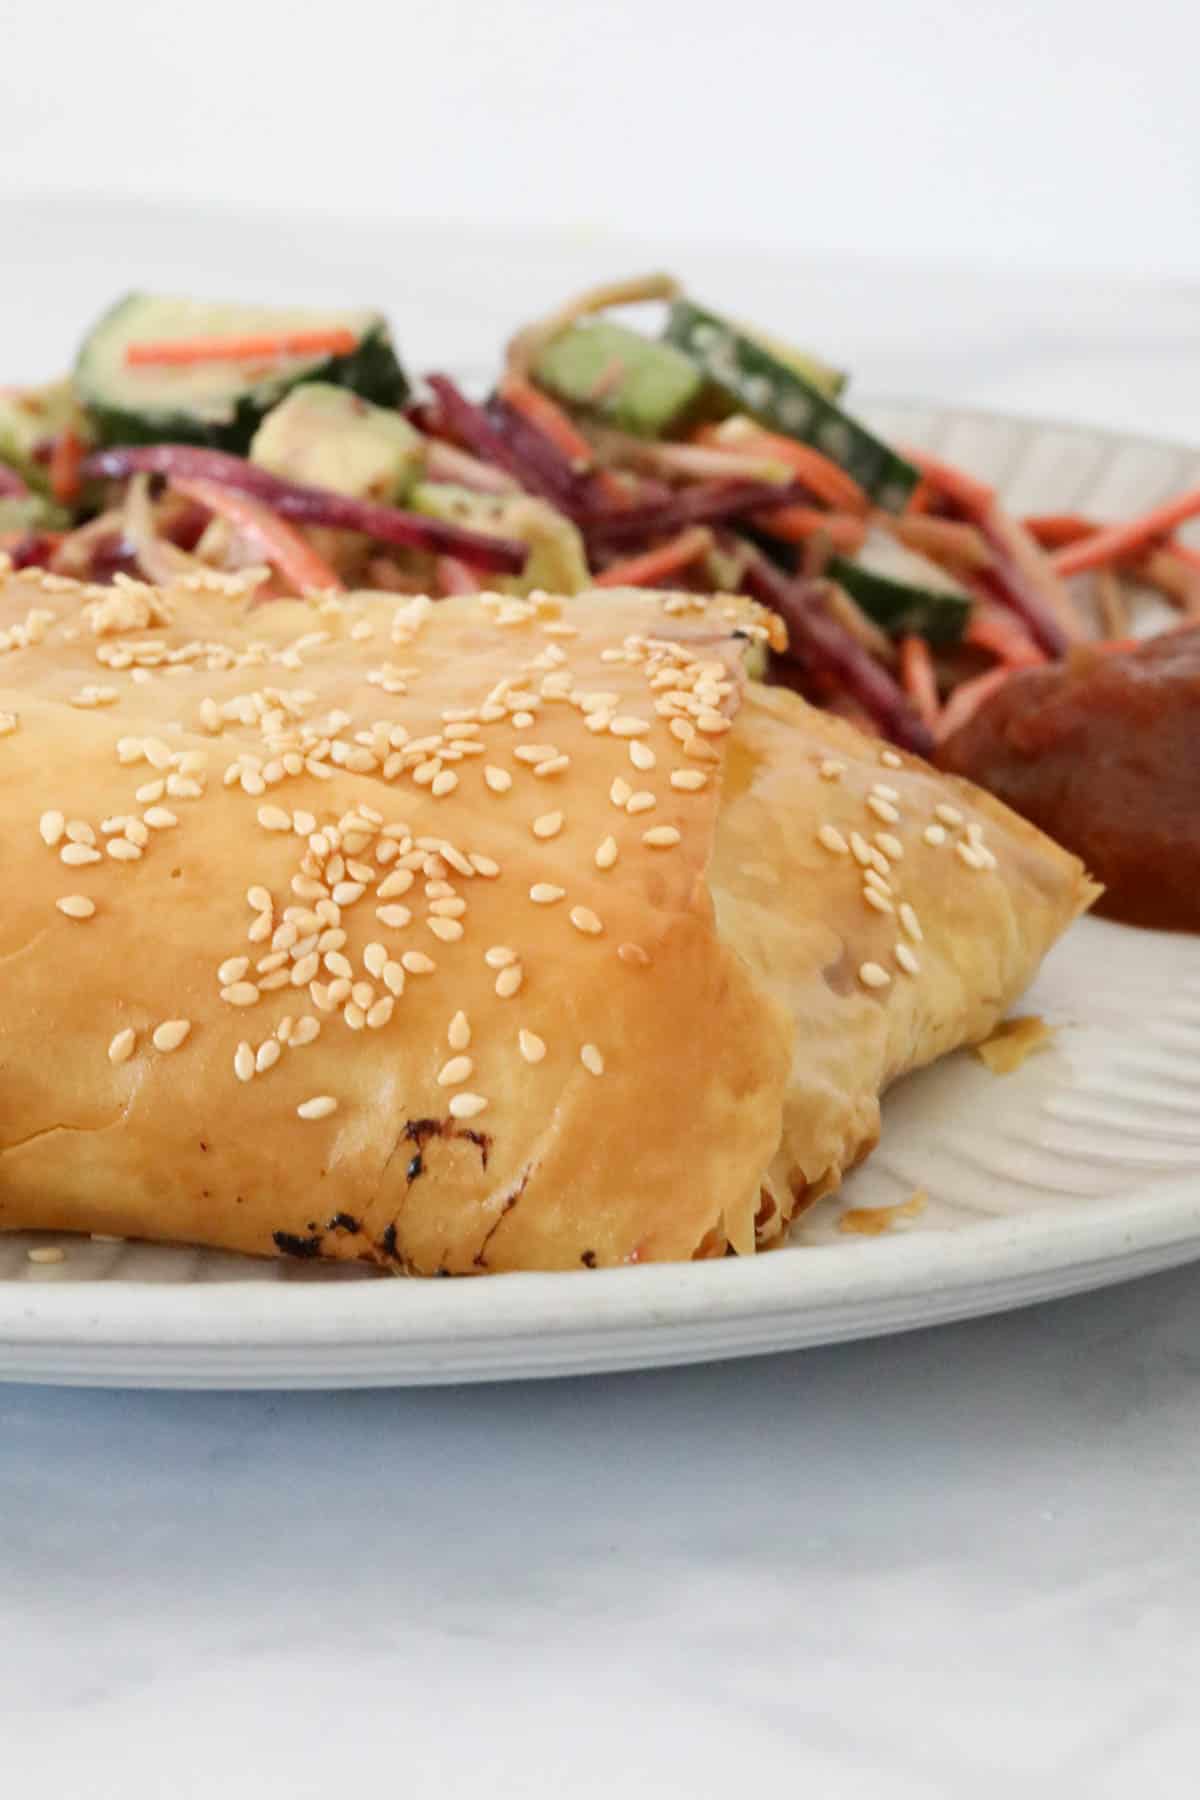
3, 275, 1198, 759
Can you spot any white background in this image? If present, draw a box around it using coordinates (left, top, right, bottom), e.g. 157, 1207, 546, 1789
2, 0, 1199, 279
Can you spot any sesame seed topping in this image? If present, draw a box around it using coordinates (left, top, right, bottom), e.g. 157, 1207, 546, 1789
382, 961, 405, 995
495, 964, 523, 998
628, 740, 656, 772
366, 997, 394, 1028
895, 943, 921, 976
448, 1010, 471, 1050
610, 777, 632, 807
27, 1246, 65, 1265
626, 791, 656, 815
534, 754, 570, 777
864, 868, 892, 894
609, 715, 651, 738
956, 841, 987, 870
257, 804, 292, 832
923, 824, 947, 847
518, 1029, 546, 1064
580, 1043, 605, 1076
899, 903, 923, 942
448, 1092, 488, 1120
872, 784, 900, 803
343, 1003, 367, 1030
437, 1055, 474, 1087
863, 887, 895, 915
858, 962, 891, 991
817, 825, 849, 856
376, 904, 412, 929
256, 1039, 281, 1074
670, 769, 707, 791
642, 825, 681, 848
143, 806, 178, 830
376, 868, 414, 899
297, 1095, 338, 1120
56, 894, 95, 919
431, 770, 459, 797
39, 810, 65, 847
849, 832, 873, 868
594, 835, 619, 870
152, 1018, 191, 1052
485, 945, 517, 968
234, 1041, 255, 1082
617, 942, 651, 967
427, 916, 464, 943
107, 838, 142, 862
61, 843, 101, 867
247, 885, 272, 912
220, 982, 259, 1007
108, 1028, 136, 1065
880, 749, 903, 769
867, 795, 900, 825
484, 765, 512, 794
469, 854, 500, 878
935, 803, 963, 827
219, 956, 250, 985
530, 883, 565, 905
401, 950, 436, 975
324, 951, 353, 979
820, 759, 846, 780
570, 905, 603, 935
532, 810, 564, 839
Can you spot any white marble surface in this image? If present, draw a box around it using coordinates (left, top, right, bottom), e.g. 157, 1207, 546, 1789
3, 202, 1200, 1792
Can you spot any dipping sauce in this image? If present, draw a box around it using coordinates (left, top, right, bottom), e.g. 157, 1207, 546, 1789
938, 625, 1200, 932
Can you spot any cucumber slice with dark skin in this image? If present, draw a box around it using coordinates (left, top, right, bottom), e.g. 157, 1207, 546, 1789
665, 299, 919, 511
76, 295, 409, 453
532, 319, 706, 437
828, 530, 971, 644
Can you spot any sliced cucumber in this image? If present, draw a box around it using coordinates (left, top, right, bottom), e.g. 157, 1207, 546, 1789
0, 493, 71, 535
251, 384, 424, 502
0, 381, 90, 498
410, 482, 590, 596
829, 530, 971, 644
76, 295, 409, 452
531, 320, 706, 437
728, 318, 847, 402
665, 299, 918, 511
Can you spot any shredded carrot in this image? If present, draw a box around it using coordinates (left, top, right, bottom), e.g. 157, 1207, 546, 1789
498, 373, 595, 467
1021, 513, 1098, 551
169, 476, 343, 594
124, 328, 358, 368
1137, 547, 1200, 615
890, 514, 992, 570
965, 609, 1047, 669
751, 505, 867, 554
1051, 486, 1200, 578
695, 420, 869, 515
49, 427, 85, 505
905, 477, 934, 516
899, 634, 941, 733
903, 449, 994, 517
935, 666, 1010, 741
592, 525, 714, 588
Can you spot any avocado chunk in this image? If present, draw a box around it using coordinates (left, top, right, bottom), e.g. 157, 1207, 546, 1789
532, 320, 705, 438
829, 529, 971, 644
411, 482, 590, 596
251, 383, 424, 502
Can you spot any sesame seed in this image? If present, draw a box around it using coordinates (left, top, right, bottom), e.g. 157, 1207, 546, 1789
594, 835, 619, 870
858, 962, 891, 991
820, 760, 846, 780
448, 1010, 471, 1050
610, 715, 651, 738
872, 784, 900, 803
430, 897, 466, 918
956, 841, 987, 870
401, 951, 436, 975
534, 755, 570, 777
485, 946, 517, 968
220, 982, 260, 1007
152, 1018, 191, 1052
382, 960, 405, 995
817, 825, 849, 856
530, 883, 565, 905
449, 1091, 488, 1120
39, 810, 65, 847
344, 1003, 367, 1030
247, 885, 272, 912
617, 943, 651, 967
363, 942, 388, 979
642, 825, 681, 848
376, 904, 412, 929
874, 832, 904, 861
136, 780, 165, 804
864, 868, 892, 894
257, 804, 292, 832
670, 769, 707, 792
437, 1055, 474, 1087
297, 1096, 338, 1120
610, 777, 632, 807
895, 943, 921, 976
431, 770, 458, 797
628, 740, 656, 772
495, 964, 523, 998
56, 894, 95, 919
351, 981, 374, 1009
966, 821, 986, 846
626, 791, 656, 815
219, 956, 250, 984
880, 749, 903, 769
849, 832, 873, 868
377, 868, 414, 899
923, 824, 946, 847
580, 1043, 605, 1076
107, 838, 142, 862
469, 854, 500, 878
108, 1028, 136, 1065
27, 1246, 65, 1265
427, 916, 464, 943
324, 951, 353, 979
366, 997, 394, 1029
867, 795, 900, 825
484, 766, 512, 794
61, 844, 101, 867
864, 887, 895, 915
532, 810, 564, 839
570, 905, 603, 935
291, 952, 320, 986
518, 1029, 546, 1064
234, 1042, 255, 1082
291, 1017, 321, 1047
143, 806, 177, 830
124, 820, 150, 849
935, 803, 963, 827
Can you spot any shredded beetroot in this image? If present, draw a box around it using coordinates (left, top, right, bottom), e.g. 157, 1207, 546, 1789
0, 463, 30, 499
82, 444, 528, 574
5, 530, 58, 570
580, 479, 811, 548
486, 396, 604, 513
742, 549, 935, 756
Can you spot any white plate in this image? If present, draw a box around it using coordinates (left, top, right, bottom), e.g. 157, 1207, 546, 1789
2, 203, 1199, 1387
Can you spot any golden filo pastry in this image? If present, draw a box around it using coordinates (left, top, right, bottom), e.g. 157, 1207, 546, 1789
0, 564, 1097, 1273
